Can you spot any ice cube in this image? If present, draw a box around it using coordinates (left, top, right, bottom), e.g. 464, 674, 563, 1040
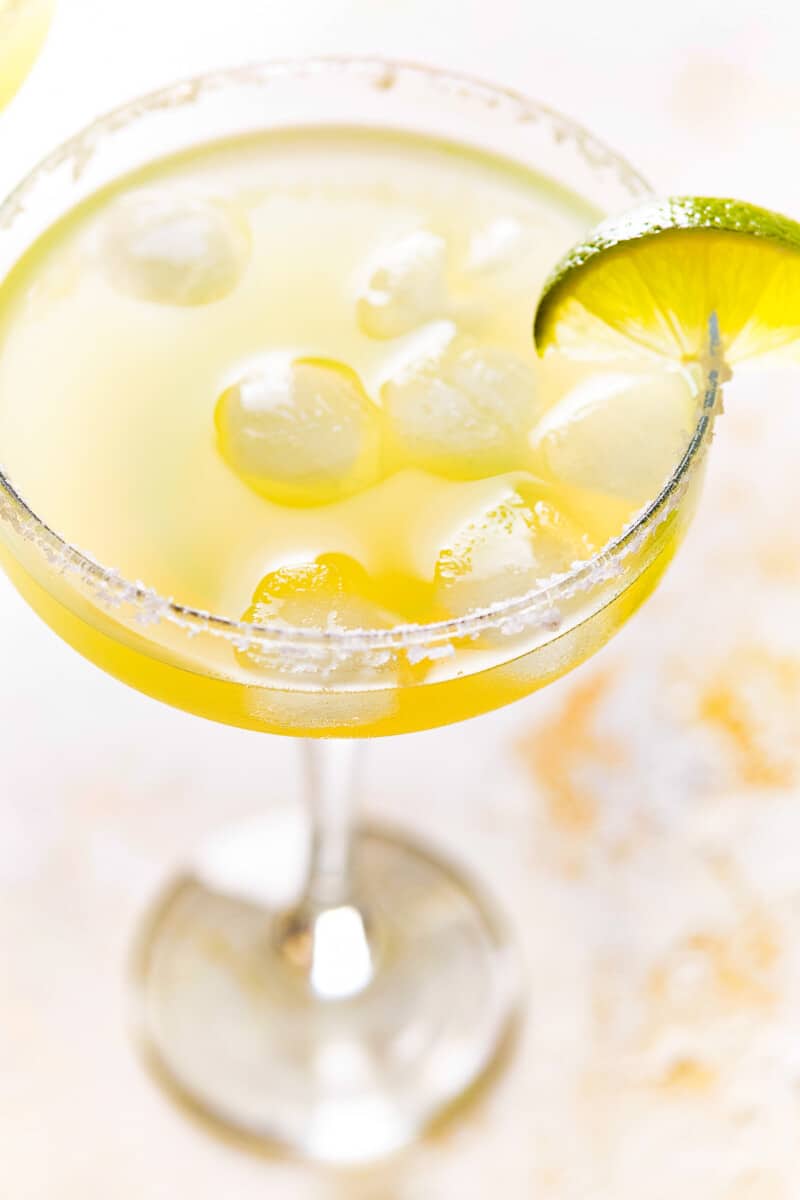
102, 193, 251, 306
242, 558, 397, 633
247, 687, 399, 732
465, 217, 525, 275
382, 335, 540, 478
215, 357, 382, 505
237, 557, 404, 687
435, 487, 594, 617
356, 230, 448, 339
530, 369, 699, 504
237, 557, 436, 693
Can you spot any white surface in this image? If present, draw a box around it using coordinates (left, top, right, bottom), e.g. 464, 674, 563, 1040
4, 2, 800, 1197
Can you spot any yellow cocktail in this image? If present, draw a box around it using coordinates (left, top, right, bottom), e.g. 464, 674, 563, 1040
0, 62, 714, 1162
0, 130, 701, 737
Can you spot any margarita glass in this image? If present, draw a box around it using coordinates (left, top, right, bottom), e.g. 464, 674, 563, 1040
0, 61, 717, 1162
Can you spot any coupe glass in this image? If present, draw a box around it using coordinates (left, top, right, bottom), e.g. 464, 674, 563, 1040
0, 60, 719, 1163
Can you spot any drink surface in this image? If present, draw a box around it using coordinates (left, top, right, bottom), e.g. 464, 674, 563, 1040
0, 128, 702, 735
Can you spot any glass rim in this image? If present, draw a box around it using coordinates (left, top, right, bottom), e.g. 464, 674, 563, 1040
0, 56, 712, 655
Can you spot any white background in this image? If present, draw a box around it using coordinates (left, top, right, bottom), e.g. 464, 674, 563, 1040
8, 0, 800, 210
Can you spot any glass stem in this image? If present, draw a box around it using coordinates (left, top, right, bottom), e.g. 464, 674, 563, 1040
283, 739, 375, 999
301, 738, 360, 912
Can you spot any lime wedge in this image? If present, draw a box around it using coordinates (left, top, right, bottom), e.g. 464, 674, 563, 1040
533, 197, 800, 365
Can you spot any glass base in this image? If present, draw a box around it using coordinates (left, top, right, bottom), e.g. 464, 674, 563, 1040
131, 822, 520, 1164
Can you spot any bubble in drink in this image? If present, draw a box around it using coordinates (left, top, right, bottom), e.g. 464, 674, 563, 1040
357, 230, 448, 339
102, 193, 251, 306
530, 369, 699, 503
382, 335, 540, 478
215, 357, 382, 505
435, 487, 594, 616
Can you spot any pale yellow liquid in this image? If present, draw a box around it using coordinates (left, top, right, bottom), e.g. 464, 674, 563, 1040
0, 130, 701, 736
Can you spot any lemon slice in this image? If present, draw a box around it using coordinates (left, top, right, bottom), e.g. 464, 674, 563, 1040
533, 197, 800, 365
0, 0, 53, 110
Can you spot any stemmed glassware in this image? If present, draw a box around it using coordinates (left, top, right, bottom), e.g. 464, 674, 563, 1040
0, 60, 717, 1162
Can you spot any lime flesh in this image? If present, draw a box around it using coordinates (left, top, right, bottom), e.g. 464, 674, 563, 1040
534, 197, 800, 365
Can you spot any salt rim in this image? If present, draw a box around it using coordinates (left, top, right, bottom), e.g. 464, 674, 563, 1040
0, 57, 713, 660
0, 370, 718, 663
